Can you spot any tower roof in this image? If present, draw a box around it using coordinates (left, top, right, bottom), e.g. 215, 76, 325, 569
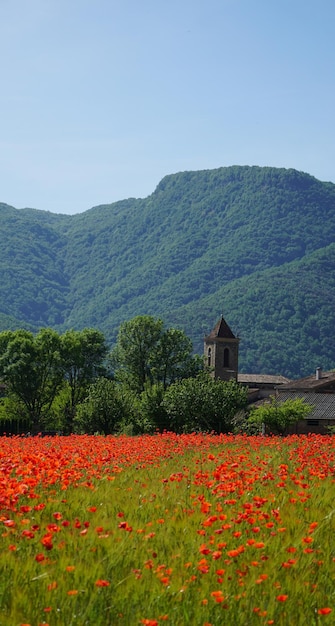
205, 316, 237, 340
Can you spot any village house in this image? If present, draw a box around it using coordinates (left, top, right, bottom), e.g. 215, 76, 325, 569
275, 368, 335, 434
204, 316, 335, 434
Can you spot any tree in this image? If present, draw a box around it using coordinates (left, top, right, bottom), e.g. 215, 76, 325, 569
162, 372, 248, 433
60, 329, 108, 432
74, 377, 130, 434
112, 315, 163, 392
0, 328, 64, 433
247, 397, 313, 435
137, 382, 169, 432
111, 315, 199, 393
153, 328, 201, 389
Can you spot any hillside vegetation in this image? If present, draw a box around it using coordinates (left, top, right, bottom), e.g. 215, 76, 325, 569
1, 165, 335, 378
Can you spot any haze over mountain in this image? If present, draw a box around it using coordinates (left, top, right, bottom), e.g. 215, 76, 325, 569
1, 165, 335, 379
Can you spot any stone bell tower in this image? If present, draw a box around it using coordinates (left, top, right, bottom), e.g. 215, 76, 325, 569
204, 315, 239, 381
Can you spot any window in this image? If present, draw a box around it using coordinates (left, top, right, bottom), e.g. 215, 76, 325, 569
207, 348, 212, 367
307, 419, 319, 426
223, 348, 230, 368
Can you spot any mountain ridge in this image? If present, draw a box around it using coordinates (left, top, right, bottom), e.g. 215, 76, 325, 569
1, 165, 335, 378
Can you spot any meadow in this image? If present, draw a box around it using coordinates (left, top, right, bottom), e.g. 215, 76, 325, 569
0, 432, 334, 626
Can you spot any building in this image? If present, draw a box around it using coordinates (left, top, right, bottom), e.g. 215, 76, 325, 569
204, 316, 289, 398
204, 316, 239, 382
276, 368, 335, 434
204, 316, 335, 433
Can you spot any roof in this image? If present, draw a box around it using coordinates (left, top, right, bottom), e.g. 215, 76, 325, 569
277, 391, 335, 420
277, 370, 335, 392
238, 374, 290, 385
205, 316, 236, 340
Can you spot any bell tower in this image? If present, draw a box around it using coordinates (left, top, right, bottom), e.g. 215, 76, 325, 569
204, 315, 239, 381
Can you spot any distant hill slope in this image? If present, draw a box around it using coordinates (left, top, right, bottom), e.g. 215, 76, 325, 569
1, 165, 335, 378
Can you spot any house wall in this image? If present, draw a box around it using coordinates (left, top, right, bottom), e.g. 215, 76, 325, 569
286, 419, 332, 435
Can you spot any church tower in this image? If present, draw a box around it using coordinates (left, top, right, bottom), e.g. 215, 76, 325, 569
204, 316, 239, 381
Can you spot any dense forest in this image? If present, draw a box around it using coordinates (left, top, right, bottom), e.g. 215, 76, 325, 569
1, 165, 335, 378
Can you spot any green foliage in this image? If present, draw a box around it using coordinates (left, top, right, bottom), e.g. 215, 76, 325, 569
112, 315, 199, 392
1, 166, 335, 377
60, 328, 108, 432
74, 377, 130, 434
112, 315, 164, 392
0, 328, 108, 433
136, 383, 169, 432
0, 328, 64, 432
162, 372, 248, 433
248, 397, 313, 435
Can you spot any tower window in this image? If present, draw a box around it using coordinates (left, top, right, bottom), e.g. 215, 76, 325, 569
223, 348, 230, 368
207, 348, 212, 367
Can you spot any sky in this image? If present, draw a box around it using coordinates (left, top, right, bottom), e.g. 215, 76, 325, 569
1, 0, 335, 215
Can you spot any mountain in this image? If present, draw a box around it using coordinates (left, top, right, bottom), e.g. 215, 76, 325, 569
1, 165, 335, 378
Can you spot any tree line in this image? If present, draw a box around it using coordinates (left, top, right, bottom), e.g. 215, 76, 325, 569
0, 315, 311, 436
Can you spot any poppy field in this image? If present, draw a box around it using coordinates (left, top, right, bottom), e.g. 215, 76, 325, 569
0, 433, 335, 626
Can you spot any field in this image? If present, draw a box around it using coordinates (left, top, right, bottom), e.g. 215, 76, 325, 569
0, 433, 335, 626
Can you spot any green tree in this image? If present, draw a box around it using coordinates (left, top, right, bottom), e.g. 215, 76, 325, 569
0, 328, 64, 433
247, 397, 313, 435
60, 329, 108, 432
74, 377, 130, 434
153, 328, 201, 388
162, 372, 248, 433
112, 315, 163, 392
137, 382, 169, 432
112, 315, 199, 393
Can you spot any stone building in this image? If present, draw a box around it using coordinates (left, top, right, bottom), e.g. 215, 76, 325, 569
204, 316, 335, 434
204, 315, 239, 382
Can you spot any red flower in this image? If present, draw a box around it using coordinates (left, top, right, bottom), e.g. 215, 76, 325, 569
95, 579, 110, 587
276, 595, 288, 602
317, 608, 332, 615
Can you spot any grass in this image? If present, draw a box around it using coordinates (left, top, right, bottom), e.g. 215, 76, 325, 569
0, 432, 335, 625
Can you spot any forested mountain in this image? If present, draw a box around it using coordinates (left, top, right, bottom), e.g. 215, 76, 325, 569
1, 165, 335, 378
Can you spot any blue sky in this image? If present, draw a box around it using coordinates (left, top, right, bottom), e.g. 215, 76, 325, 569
1, 0, 334, 214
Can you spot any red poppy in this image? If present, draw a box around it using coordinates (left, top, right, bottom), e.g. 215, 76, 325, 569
95, 579, 110, 587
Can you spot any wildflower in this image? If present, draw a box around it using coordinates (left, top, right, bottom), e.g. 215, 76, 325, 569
95, 579, 110, 587
317, 608, 332, 615
276, 595, 288, 602
67, 590, 78, 596
41, 534, 53, 550
47, 582, 57, 591
210, 590, 225, 603
3, 520, 15, 527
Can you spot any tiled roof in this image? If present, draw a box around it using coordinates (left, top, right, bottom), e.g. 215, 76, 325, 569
205, 316, 236, 340
277, 370, 335, 391
277, 390, 335, 420
238, 374, 290, 385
